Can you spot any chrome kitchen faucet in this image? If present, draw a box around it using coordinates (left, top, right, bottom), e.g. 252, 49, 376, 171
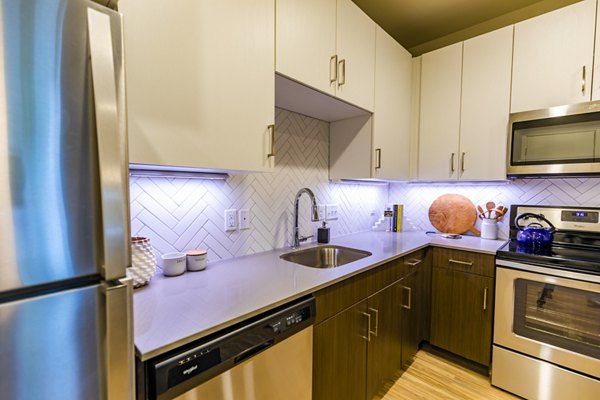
292, 188, 320, 248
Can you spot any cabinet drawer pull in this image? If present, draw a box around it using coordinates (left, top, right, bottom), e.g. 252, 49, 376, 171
375, 148, 381, 169
448, 259, 473, 266
582, 65, 586, 95
483, 287, 488, 311
450, 153, 455, 172
338, 59, 346, 87
401, 286, 412, 310
461, 152, 466, 172
267, 124, 275, 158
405, 259, 422, 267
368, 307, 379, 337
360, 312, 371, 342
330, 54, 338, 84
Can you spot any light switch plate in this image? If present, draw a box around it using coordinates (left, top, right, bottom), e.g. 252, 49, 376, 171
224, 209, 237, 231
326, 204, 339, 220
239, 209, 250, 230
317, 205, 326, 221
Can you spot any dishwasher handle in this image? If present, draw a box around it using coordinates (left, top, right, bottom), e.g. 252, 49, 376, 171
234, 340, 274, 364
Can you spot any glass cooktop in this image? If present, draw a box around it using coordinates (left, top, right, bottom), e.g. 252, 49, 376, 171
496, 239, 600, 276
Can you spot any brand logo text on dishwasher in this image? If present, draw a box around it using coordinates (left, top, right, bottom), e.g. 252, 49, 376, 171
183, 365, 198, 375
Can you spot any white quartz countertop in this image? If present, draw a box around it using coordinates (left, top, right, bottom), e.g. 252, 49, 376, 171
134, 231, 505, 361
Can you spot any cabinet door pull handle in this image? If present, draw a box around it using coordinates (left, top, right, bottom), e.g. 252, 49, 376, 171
582, 65, 586, 95
375, 148, 381, 169
461, 152, 466, 172
267, 124, 275, 158
330, 54, 338, 84
368, 308, 379, 336
360, 312, 371, 342
401, 286, 412, 310
483, 287, 488, 311
405, 259, 422, 267
448, 259, 473, 266
338, 59, 346, 87
450, 153, 455, 172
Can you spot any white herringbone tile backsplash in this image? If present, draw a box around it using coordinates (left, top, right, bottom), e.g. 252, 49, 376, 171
129, 108, 388, 261
390, 178, 600, 239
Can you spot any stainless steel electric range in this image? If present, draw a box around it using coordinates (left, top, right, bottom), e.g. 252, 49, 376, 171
492, 205, 600, 400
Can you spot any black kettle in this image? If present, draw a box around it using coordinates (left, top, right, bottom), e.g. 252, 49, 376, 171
515, 213, 556, 248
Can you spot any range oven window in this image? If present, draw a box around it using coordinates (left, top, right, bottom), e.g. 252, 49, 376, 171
513, 278, 600, 359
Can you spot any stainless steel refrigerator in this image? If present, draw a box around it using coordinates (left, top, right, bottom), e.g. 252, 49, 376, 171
0, 1, 133, 399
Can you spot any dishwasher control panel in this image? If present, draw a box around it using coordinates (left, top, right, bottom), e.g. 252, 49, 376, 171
269, 306, 311, 333
147, 296, 315, 400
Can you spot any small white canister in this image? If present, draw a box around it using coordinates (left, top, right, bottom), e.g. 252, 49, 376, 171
481, 219, 498, 240
186, 249, 208, 271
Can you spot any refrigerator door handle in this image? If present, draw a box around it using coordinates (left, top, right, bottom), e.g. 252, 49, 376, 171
87, 7, 130, 280
104, 277, 134, 400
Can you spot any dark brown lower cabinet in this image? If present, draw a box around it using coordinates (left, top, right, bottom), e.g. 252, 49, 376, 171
430, 247, 495, 366
313, 250, 430, 400
366, 284, 402, 400
313, 301, 368, 400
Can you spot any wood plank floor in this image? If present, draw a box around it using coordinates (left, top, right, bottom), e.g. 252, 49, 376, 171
380, 351, 520, 400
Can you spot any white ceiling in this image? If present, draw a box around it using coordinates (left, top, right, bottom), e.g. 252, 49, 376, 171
352, 0, 581, 55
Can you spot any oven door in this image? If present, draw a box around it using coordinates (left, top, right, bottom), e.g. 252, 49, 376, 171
494, 265, 600, 378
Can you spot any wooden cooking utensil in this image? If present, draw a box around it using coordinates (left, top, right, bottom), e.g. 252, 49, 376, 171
485, 201, 496, 219
429, 194, 479, 236
477, 205, 486, 219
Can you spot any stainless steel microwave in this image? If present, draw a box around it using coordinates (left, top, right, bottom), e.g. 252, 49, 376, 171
507, 101, 600, 177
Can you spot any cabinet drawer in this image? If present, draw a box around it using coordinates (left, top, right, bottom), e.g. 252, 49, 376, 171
432, 248, 494, 277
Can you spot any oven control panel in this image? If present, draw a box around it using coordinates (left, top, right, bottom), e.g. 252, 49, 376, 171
561, 210, 599, 224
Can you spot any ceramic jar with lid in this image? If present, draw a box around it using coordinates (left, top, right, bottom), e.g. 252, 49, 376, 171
186, 249, 208, 271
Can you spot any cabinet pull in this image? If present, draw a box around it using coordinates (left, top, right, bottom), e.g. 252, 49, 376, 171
405, 259, 422, 267
375, 148, 381, 169
461, 152, 466, 172
267, 124, 275, 158
338, 59, 346, 87
330, 54, 338, 84
401, 286, 412, 310
448, 259, 473, 266
582, 65, 586, 95
483, 287, 488, 311
360, 312, 371, 342
368, 308, 379, 337
450, 153, 455, 172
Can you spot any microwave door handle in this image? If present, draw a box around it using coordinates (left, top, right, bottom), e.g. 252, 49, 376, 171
88, 7, 130, 280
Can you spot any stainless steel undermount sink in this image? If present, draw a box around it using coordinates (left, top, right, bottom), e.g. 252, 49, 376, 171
280, 245, 372, 268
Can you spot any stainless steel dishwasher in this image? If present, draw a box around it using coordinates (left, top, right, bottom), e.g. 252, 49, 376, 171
140, 296, 315, 400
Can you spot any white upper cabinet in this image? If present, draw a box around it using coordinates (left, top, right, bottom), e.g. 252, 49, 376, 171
372, 27, 412, 180
418, 42, 463, 181
335, 0, 376, 111
418, 27, 513, 181
594, 0, 600, 101
460, 26, 513, 181
121, 0, 275, 172
511, 0, 596, 112
276, 0, 375, 112
276, 0, 337, 97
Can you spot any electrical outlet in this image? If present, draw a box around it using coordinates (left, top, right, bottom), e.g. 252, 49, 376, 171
239, 209, 250, 230
326, 204, 339, 220
224, 209, 237, 231
317, 205, 326, 221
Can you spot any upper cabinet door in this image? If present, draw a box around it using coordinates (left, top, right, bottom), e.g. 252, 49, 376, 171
276, 0, 337, 96
511, 0, 596, 113
372, 27, 412, 180
121, 0, 275, 172
336, 0, 376, 111
459, 26, 513, 181
418, 42, 462, 181
593, 0, 600, 101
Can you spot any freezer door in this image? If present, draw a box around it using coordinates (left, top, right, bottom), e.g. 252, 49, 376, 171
0, 280, 134, 400
0, 0, 130, 292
